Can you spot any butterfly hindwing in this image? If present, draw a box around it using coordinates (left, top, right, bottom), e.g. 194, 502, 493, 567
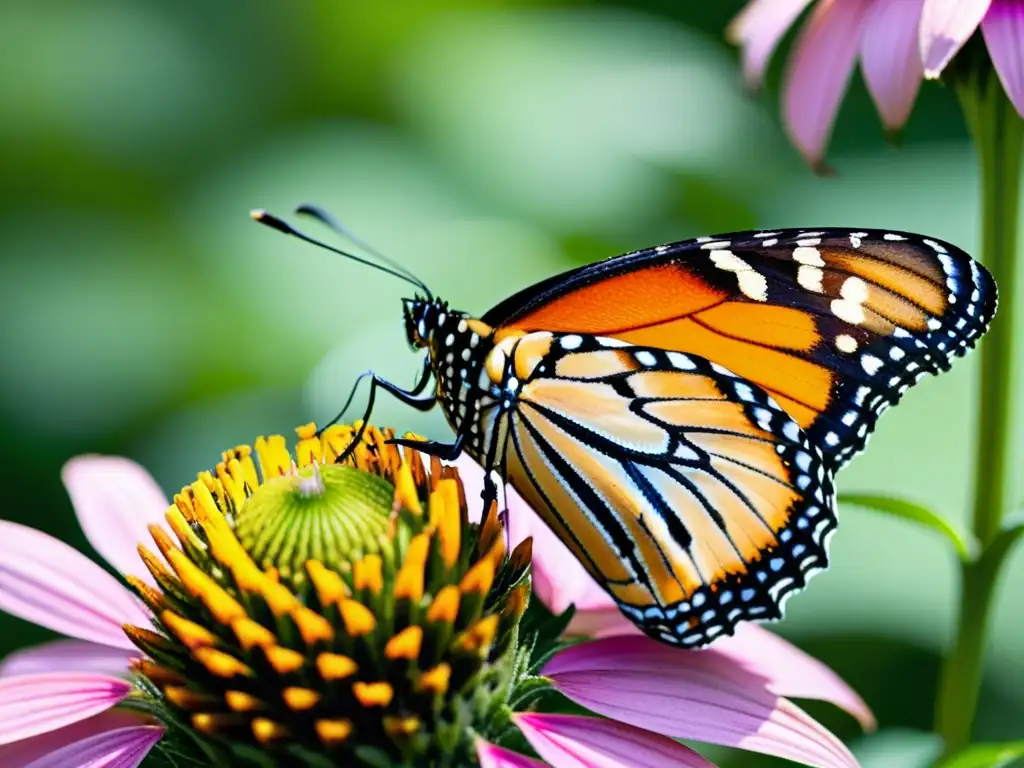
484, 229, 996, 470
499, 331, 837, 646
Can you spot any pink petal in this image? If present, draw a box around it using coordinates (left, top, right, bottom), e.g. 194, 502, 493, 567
782, 0, 874, 167
727, 0, 816, 89
1, 641, 137, 679
514, 713, 715, 768
919, 0, 992, 77
544, 636, 859, 768
982, 0, 1024, 117
62, 456, 169, 586
476, 740, 548, 768
860, 0, 926, 129
0, 710, 148, 767
24, 723, 163, 768
710, 624, 876, 731
0, 521, 149, 651
564, 605, 640, 640
0, 673, 131, 745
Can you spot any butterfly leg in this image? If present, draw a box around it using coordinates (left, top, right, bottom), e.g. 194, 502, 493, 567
334, 362, 438, 462
388, 432, 465, 460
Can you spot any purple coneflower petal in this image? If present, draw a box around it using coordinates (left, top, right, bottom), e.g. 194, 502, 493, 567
0, 710, 148, 766
982, 0, 1024, 116
0, 640, 137, 680
0, 521, 149, 650
513, 713, 716, 768
0, 673, 132, 745
544, 636, 859, 768
727, 0, 815, 90
919, 0, 992, 78
782, 0, 874, 168
23, 723, 163, 768
476, 740, 548, 768
860, 0, 926, 130
711, 624, 876, 731
62, 457, 169, 587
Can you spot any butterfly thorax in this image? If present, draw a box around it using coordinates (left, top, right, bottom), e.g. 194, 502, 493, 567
403, 296, 497, 459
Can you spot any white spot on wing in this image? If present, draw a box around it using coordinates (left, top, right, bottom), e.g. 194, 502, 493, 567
835, 334, 858, 353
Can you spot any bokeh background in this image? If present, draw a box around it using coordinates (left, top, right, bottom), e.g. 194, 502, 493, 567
1, 2, 1022, 766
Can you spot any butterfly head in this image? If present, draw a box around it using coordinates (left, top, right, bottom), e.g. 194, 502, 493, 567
403, 296, 448, 350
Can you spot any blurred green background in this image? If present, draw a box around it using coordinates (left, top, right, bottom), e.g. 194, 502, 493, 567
1, 1, 1021, 765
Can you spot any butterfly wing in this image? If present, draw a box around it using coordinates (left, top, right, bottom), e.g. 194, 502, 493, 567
485, 229, 996, 469
501, 332, 836, 646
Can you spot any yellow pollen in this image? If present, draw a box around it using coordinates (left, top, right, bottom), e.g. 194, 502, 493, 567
456, 614, 500, 655
130, 659, 183, 686
384, 715, 421, 737
225, 691, 263, 712
161, 611, 217, 650
430, 480, 461, 568
339, 600, 376, 637
394, 461, 423, 517
426, 585, 460, 624
265, 645, 305, 674
316, 719, 353, 746
477, 501, 503, 556
306, 560, 349, 606
252, 718, 288, 744
460, 557, 495, 596
394, 533, 430, 601
125, 576, 166, 613
231, 617, 276, 650
165, 548, 246, 624
147, 523, 180, 562
384, 626, 423, 661
292, 606, 335, 645
283, 687, 321, 711
352, 681, 393, 707
136, 546, 178, 595
123, 625, 174, 653
255, 434, 291, 480
295, 422, 324, 465
503, 583, 530, 619
192, 713, 238, 734
417, 663, 451, 695
353, 555, 384, 595
163, 507, 204, 553
259, 579, 300, 617
164, 686, 217, 709
194, 648, 251, 678
317, 652, 359, 681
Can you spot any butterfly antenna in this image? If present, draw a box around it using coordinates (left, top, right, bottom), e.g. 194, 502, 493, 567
295, 203, 433, 299
251, 209, 429, 295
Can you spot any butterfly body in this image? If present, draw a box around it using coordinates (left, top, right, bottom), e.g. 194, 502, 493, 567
395, 227, 996, 647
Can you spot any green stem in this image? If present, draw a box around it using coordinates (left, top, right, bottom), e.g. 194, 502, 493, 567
934, 68, 1023, 756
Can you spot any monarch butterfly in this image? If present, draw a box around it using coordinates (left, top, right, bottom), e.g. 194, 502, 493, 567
255, 208, 996, 648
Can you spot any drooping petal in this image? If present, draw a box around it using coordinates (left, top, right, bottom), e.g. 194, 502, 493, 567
0, 640, 137, 679
0, 521, 148, 650
24, 723, 163, 768
782, 0, 874, 167
982, 0, 1024, 117
860, 0, 927, 129
919, 0, 992, 78
710, 624, 876, 731
476, 739, 548, 768
0, 710, 148, 766
514, 713, 716, 768
0, 673, 131, 745
62, 456, 168, 585
727, 0, 816, 89
564, 604, 639, 639
544, 636, 859, 768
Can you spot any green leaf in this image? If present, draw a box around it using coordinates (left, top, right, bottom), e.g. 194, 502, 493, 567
938, 741, 1024, 768
840, 494, 977, 562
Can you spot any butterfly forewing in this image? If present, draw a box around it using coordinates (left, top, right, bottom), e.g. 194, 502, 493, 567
500, 332, 836, 646
484, 229, 996, 470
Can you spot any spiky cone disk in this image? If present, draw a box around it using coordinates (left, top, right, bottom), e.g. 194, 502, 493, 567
124, 423, 533, 768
